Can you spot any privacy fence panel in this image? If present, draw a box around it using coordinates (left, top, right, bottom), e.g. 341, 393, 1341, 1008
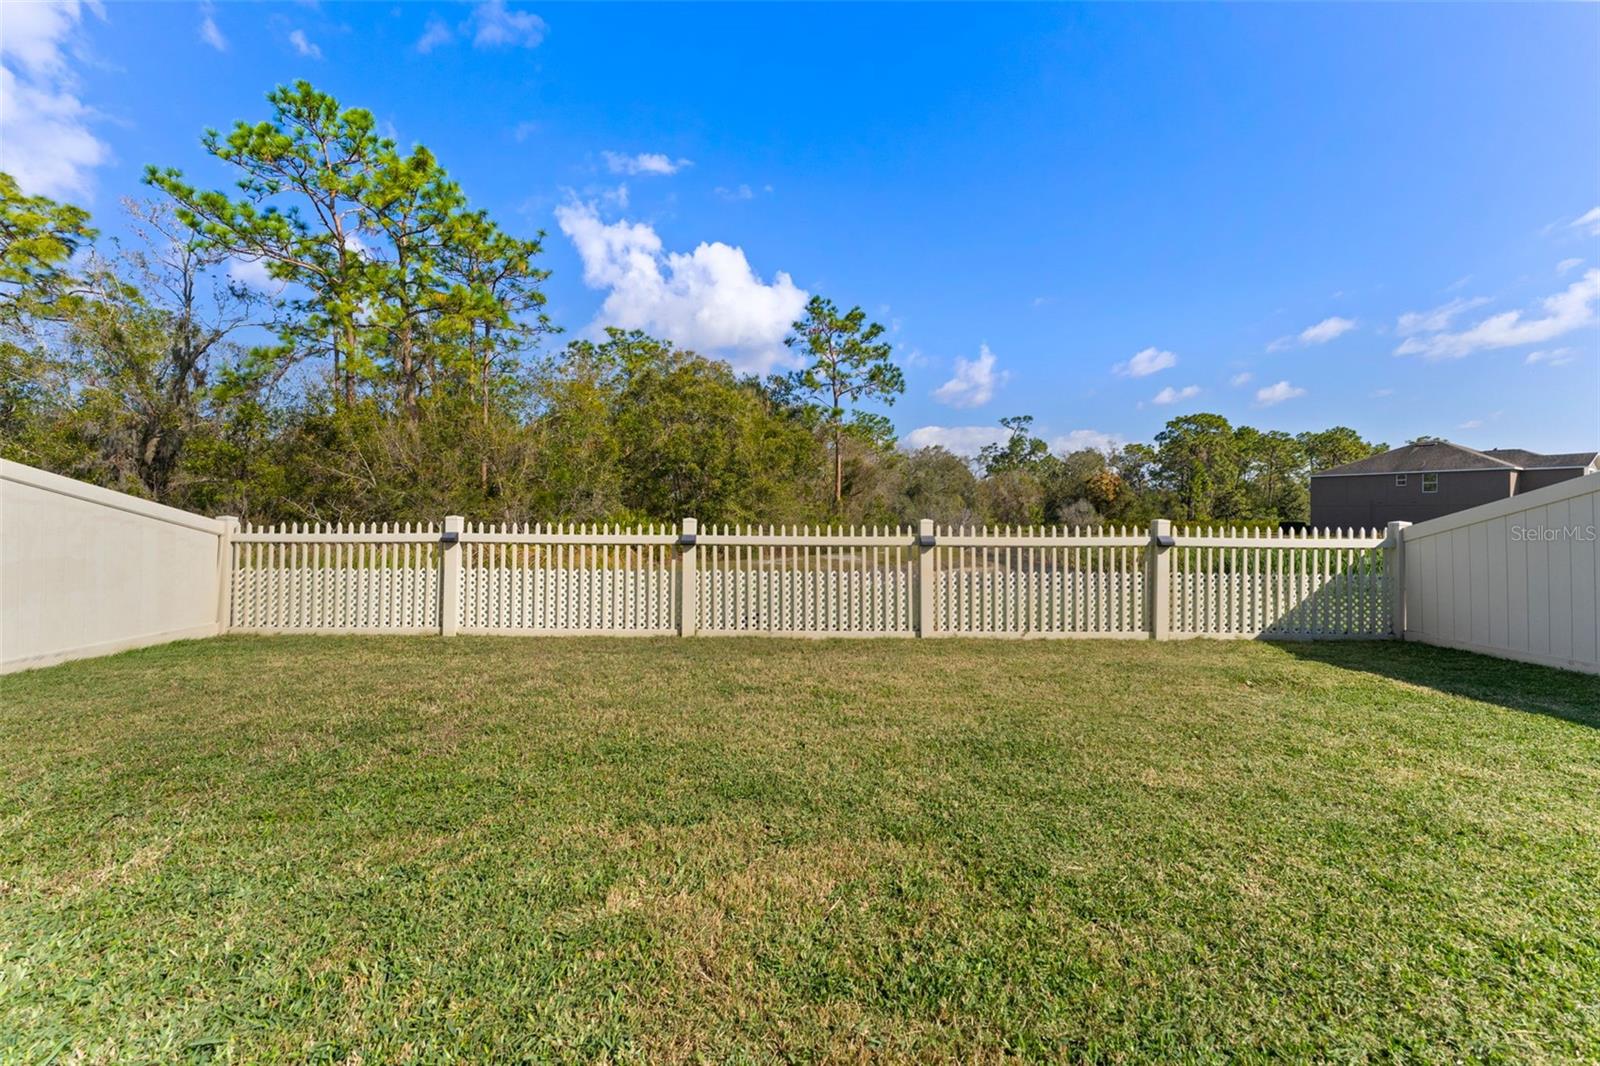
1168, 528, 1390, 639
1400, 475, 1599, 674
934, 527, 1147, 637
695, 527, 917, 636
459, 524, 679, 634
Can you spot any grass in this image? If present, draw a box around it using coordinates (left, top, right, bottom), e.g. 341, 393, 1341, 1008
1, 636, 1597, 1064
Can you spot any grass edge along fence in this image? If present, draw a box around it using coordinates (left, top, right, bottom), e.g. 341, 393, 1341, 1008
225, 517, 1400, 641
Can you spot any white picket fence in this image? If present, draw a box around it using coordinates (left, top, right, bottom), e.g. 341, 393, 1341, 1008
225, 517, 1397, 641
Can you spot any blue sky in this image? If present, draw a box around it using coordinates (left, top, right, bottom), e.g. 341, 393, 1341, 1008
4, 1, 1598, 455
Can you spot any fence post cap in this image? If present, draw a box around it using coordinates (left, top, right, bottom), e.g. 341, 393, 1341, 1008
443, 514, 465, 533
681, 517, 698, 534
1150, 518, 1173, 534
216, 515, 240, 530
918, 518, 934, 535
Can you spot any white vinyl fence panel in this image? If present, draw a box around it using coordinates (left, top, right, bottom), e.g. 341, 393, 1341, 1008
1400, 474, 1599, 673
1, 459, 226, 672
933, 526, 1147, 636
223, 519, 1399, 642
1168, 527, 1390, 639
459, 524, 678, 634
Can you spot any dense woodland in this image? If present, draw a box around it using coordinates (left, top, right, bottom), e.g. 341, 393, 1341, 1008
1, 83, 1384, 528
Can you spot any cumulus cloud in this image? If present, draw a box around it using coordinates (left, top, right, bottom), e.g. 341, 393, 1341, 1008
0, 0, 108, 199
416, 18, 453, 52
1229, 372, 1253, 387
1525, 347, 1576, 367
227, 257, 285, 293
418, 2, 544, 52
288, 29, 322, 59
714, 184, 754, 201
1268, 316, 1356, 351
554, 200, 808, 374
1557, 258, 1584, 275
1395, 296, 1490, 337
468, 0, 546, 48
601, 151, 690, 177
1572, 207, 1600, 238
902, 425, 1010, 457
1395, 269, 1600, 361
933, 344, 1006, 408
1052, 429, 1124, 455
1113, 346, 1176, 378
1254, 380, 1307, 406
1151, 385, 1200, 405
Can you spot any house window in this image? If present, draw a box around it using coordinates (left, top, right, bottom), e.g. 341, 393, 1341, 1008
1395, 474, 1407, 486
1421, 473, 1438, 493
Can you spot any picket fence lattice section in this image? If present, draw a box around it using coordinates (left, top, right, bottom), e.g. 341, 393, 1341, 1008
934, 526, 1147, 636
224, 519, 1398, 641
231, 523, 440, 632
696, 526, 917, 635
1168, 527, 1389, 639
458, 523, 678, 634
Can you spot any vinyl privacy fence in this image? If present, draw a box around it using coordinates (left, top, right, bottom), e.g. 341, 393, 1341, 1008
226, 518, 1399, 640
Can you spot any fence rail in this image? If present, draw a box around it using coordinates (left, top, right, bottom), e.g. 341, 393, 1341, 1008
222, 516, 1396, 641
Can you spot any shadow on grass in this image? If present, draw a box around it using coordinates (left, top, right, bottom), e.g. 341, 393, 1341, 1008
1278, 640, 1600, 731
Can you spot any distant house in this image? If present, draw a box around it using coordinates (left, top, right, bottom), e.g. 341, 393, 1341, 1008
1309, 439, 1598, 529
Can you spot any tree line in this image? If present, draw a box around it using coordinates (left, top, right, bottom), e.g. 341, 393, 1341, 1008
0, 82, 1382, 528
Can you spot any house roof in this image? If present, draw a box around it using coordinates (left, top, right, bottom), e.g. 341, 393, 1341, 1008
1312, 440, 1600, 477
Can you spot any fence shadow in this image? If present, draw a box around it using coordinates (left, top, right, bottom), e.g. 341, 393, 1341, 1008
1276, 639, 1600, 731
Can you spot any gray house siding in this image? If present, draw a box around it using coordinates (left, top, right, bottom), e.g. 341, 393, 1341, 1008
1310, 469, 1516, 529
1515, 467, 1590, 493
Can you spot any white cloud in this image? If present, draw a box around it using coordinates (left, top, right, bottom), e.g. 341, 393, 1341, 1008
0, 1, 108, 199
415, 17, 453, 52
1299, 316, 1356, 345
1458, 418, 1484, 430
511, 120, 540, 142
1525, 347, 1577, 367
1395, 296, 1490, 337
288, 29, 322, 59
554, 200, 808, 375
199, 3, 227, 51
1557, 258, 1584, 275
933, 344, 1006, 408
1395, 269, 1600, 361
1151, 385, 1200, 405
227, 257, 284, 293
902, 425, 1010, 457
602, 151, 690, 177
1270, 316, 1356, 351
714, 184, 754, 202
1254, 380, 1307, 406
1113, 346, 1176, 378
1572, 207, 1600, 238
468, 1, 546, 48
417, 3, 543, 52
1052, 429, 1124, 455
1229, 371, 1253, 387
1371, 387, 1395, 398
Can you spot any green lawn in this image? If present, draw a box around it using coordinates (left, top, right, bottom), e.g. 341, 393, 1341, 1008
1, 637, 1597, 1063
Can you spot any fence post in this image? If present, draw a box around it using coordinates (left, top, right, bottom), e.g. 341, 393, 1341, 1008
440, 514, 464, 636
677, 517, 698, 636
917, 518, 936, 637
1147, 519, 1172, 641
1385, 520, 1410, 640
215, 516, 239, 634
